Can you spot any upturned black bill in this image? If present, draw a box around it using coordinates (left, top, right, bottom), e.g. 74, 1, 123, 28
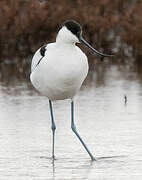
79, 36, 114, 57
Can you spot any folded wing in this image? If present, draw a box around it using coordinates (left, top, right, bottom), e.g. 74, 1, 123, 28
31, 45, 47, 72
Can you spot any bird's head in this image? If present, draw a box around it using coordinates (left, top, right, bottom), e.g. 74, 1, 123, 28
57, 20, 81, 44
57, 19, 114, 58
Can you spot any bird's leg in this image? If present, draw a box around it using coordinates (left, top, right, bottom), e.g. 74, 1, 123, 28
71, 100, 96, 161
49, 100, 56, 159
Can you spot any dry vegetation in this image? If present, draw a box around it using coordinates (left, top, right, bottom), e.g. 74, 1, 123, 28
0, 0, 142, 74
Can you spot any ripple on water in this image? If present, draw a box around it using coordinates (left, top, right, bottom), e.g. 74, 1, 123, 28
0, 66, 142, 179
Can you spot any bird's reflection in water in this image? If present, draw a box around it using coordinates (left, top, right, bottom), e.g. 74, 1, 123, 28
50, 157, 95, 180
51, 159, 55, 180
49, 155, 127, 179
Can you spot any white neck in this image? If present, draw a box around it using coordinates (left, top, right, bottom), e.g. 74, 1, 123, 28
56, 26, 79, 45
56, 38, 76, 46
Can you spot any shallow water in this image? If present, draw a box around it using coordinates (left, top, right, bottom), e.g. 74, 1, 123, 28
0, 66, 142, 179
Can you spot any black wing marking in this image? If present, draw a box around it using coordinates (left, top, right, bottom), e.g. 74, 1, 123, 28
36, 45, 47, 67
40, 45, 46, 56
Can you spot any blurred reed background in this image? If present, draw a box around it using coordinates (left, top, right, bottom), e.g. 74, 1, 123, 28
0, 0, 142, 83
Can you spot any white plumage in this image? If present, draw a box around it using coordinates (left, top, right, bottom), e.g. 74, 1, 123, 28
30, 26, 88, 100
30, 20, 113, 160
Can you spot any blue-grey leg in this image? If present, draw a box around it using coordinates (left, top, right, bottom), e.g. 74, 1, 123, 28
49, 100, 56, 159
71, 101, 96, 161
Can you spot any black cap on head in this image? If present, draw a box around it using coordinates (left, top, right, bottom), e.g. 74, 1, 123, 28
62, 20, 82, 39
61, 19, 114, 58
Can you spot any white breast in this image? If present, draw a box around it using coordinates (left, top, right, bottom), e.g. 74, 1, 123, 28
30, 43, 88, 100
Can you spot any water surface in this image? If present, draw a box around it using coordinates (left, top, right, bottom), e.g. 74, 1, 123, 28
0, 65, 142, 179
